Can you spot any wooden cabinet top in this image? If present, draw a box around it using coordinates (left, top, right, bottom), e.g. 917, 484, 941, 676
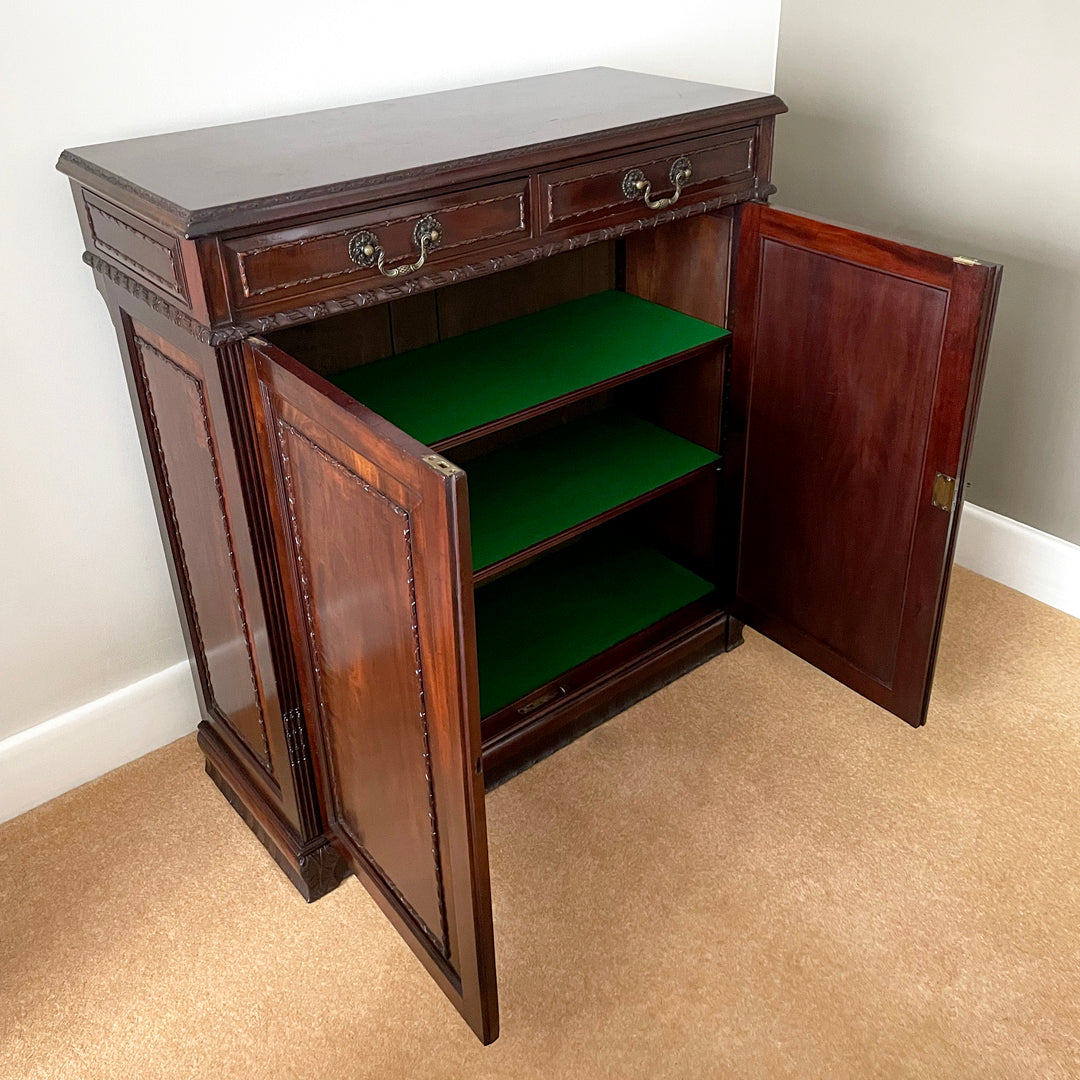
57, 68, 785, 237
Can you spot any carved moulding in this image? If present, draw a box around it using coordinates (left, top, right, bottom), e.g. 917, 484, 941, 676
83, 181, 775, 346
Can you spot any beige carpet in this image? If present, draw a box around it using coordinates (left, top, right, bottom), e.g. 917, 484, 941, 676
2, 567, 1079, 1079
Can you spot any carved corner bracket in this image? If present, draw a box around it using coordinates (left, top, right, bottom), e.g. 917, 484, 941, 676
84, 251, 222, 345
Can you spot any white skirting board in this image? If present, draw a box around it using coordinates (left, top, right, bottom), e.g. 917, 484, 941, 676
1, 503, 1076, 825
0, 660, 199, 824
955, 502, 1080, 620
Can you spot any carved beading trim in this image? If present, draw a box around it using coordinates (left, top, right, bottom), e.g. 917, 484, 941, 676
216, 342, 324, 841
273, 416, 450, 962
134, 337, 274, 773
86, 200, 185, 300
97, 206, 173, 259
233, 190, 528, 298
93, 234, 177, 292
219, 187, 774, 336
85, 184, 775, 346
85, 252, 215, 342
281, 705, 312, 776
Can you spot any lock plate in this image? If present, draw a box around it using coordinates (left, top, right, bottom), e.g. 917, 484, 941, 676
422, 453, 463, 478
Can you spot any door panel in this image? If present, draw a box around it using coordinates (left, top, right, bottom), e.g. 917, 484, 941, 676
243, 339, 498, 1043
733, 203, 1001, 725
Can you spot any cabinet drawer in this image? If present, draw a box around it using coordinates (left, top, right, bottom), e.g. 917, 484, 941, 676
221, 178, 531, 314
540, 128, 758, 235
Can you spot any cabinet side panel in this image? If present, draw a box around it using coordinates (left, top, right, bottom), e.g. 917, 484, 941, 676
104, 297, 337, 899
131, 335, 276, 771
623, 212, 732, 326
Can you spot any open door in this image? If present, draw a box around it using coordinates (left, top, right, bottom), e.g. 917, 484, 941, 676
243, 339, 499, 1042
732, 203, 1001, 726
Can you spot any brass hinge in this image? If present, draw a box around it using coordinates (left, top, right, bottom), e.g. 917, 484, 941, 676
931, 472, 957, 512
422, 453, 464, 478
953, 255, 981, 266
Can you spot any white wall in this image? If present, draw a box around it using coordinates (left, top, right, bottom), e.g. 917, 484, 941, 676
0, 1, 781, 813
772, 0, 1080, 548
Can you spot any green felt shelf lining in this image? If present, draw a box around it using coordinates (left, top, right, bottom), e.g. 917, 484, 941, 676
466, 411, 719, 573
329, 290, 729, 446
474, 533, 714, 718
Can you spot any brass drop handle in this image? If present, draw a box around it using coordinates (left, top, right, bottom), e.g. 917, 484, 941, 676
347, 215, 443, 278
622, 157, 693, 210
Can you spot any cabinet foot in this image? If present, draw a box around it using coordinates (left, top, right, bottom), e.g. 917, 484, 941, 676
724, 617, 745, 651
200, 729, 349, 902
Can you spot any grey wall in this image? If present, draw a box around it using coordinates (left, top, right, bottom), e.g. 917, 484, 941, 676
772, 0, 1080, 545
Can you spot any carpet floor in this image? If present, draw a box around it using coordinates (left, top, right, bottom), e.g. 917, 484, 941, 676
2, 567, 1079, 1079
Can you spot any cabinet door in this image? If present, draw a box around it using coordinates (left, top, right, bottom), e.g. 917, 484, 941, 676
732, 203, 1001, 726
243, 339, 498, 1043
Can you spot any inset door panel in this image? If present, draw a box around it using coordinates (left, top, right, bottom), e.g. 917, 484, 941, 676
131, 330, 276, 776
244, 339, 498, 1043
740, 241, 948, 685
733, 204, 1001, 724
270, 410, 450, 949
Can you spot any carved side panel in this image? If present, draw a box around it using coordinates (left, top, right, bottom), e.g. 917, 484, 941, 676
84, 192, 189, 305
132, 334, 273, 773
273, 416, 449, 956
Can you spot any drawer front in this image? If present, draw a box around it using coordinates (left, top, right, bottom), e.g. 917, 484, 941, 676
222, 178, 531, 314
541, 127, 758, 235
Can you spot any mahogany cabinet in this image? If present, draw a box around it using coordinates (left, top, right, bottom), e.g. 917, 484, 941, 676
58, 68, 1001, 1043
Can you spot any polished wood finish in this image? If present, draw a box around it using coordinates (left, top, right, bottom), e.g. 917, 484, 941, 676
434, 244, 617, 340
622, 215, 732, 582
221, 177, 531, 319
58, 69, 782, 236
268, 246, 616, 373
541, 128, 757, 235
56, 68, 1002, 1044
244, 338, 498, 1042
58, 70, 782, 342
84, 191, 190, 304
624, 211, 733, 325
103, 303, 339, 901
732, 203, 1002, 725
130, 329, 273, 766
623, 359, 727, 583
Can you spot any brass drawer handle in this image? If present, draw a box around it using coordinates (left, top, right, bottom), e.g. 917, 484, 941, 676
622, 156, 693, 210
347, 215, 443, 278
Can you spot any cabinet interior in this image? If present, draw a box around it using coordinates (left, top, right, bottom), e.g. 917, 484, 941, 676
266, 212, 735, 749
